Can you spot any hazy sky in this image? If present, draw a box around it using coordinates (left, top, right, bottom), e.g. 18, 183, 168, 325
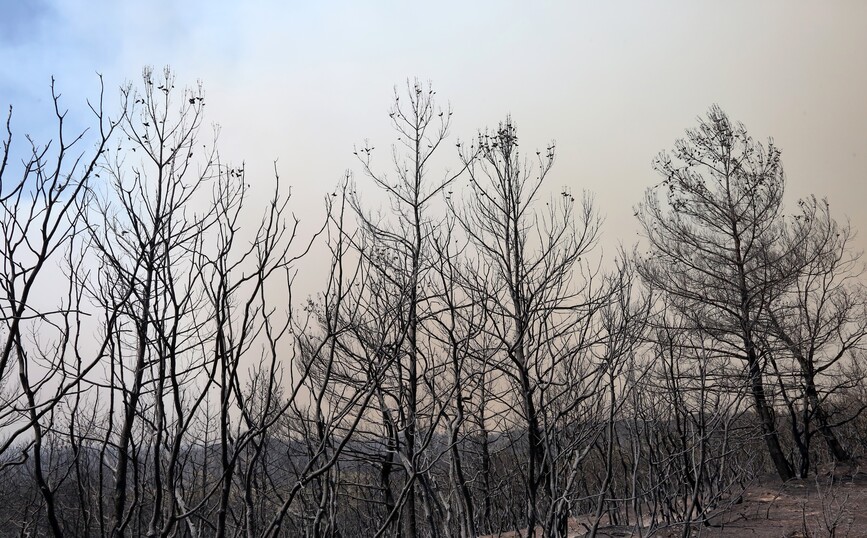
3, 1, 867, 277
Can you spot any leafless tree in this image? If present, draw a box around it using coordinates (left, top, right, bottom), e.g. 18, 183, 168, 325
451, 118, 615, 537
76, 66, 223, 537
65, 67, 336, 537
764, 196, 867, 475
637, 106, 797, 481
0, 75, 116, 536
343, 79, 473, 538
5, 73, 867, 538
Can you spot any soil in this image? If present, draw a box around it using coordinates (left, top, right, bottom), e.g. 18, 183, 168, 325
485, 460, 867, 537
684, 462, 867, 538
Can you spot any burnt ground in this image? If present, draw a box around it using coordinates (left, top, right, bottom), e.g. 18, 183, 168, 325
486, 460, 867, 537
688, 462, 867, 538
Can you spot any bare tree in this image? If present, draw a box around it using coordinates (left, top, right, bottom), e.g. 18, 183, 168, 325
70, 67, 329, 537
258, 181, 382, 537
77, 66, 222, 537
0, 75, 116, 536
764, 196, 867, 475
637, 106, 797, 480
632, 302, 756, 535
6, 72, 867, 538
345, 79, 472, 538
452, 118, 611, 537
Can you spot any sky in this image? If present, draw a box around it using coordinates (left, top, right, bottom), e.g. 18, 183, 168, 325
2, 0, 867, 288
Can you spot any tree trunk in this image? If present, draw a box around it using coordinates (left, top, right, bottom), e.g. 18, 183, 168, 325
747, 355, 794, 480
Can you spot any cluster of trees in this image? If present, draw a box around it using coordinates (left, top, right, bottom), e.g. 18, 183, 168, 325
1, 69, 865, 537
